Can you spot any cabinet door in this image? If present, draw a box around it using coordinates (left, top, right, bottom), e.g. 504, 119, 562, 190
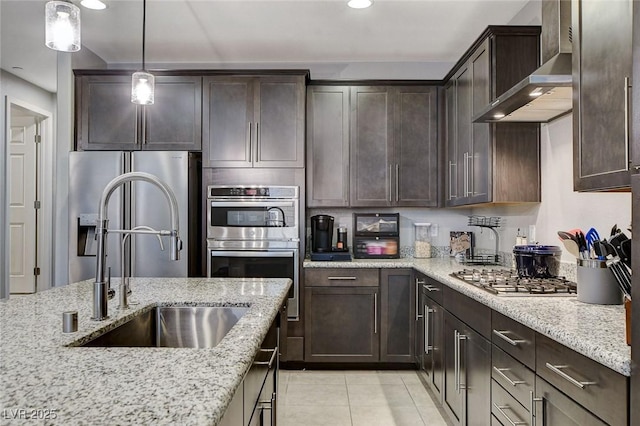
350, 86, 394, 206
306, 86, 350, 207
535, 376, 607, 426
144, 76, 202, 151
76, 75, 139, 150
304, 286, 379, 363
255, 76, 305, 168
573, 0, 632, 191
445, 80, 459, 206
394, 86, 439, 207
380, 269, 414, 363
202, 77, 254, 167
443, 312, 463, 426
423, 296, 444, 402
469, 39, 491, 204
461, 324, 492, 426
454, 65, 472, 207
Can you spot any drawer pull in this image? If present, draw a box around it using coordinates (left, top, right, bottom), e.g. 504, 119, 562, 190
493, 329, 527, 346
423, 285, 440, 292
530, 391, 543, 426
254, 348, 277, 368
327, 276, 357, 280
493, 403, 527, 426
493, 366, 526, 386
545, 363, 596, 389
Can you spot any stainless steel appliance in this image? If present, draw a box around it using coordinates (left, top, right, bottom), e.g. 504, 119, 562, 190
450, 269, 577, 296
207, 185, 300, 320
69, 151, 201, 283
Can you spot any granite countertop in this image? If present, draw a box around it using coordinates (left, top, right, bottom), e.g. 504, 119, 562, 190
304, 257, 631, 377
0, 277, 291, 425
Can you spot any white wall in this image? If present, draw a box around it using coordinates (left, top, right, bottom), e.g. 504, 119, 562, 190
472, 114, 632, 263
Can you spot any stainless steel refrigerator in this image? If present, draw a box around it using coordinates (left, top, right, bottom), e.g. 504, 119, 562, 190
69, 151, 201, 283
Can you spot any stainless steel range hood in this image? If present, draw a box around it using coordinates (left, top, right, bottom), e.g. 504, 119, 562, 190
474, 0, 572, 123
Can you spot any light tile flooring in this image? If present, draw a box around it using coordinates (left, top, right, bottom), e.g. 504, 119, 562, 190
277, 370, 449, 426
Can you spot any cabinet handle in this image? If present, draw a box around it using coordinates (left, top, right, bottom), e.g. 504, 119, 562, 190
492, 403, 527, 426
424, 306, 434, 354
247, 122, 252, 163
624, 76, 630, 169
454, 330, 459, 391
493, 329, 526, 346
395, 163, 399, 202
254, 348, 277, 367
256, 122, 261, 163
457, 331, 467, 393
463, 152, 469, 197
466, 152, 473, 197
415, 279, 424, 321
493, 366, 526, 386
423, 284, 440, 292
374, 292, 378, 334
327, 276, 357, 280
530, 391, 543, 426
388, 164, 393, 202
544, 363, 596, 389
448, 161, 457, 200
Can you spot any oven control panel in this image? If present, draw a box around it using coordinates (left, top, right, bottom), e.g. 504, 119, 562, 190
208, 185, 298, 199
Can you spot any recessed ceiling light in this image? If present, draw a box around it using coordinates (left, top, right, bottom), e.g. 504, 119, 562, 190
348, 0, 373, 9
493, 113, 505, 119
81, 0, 107, 10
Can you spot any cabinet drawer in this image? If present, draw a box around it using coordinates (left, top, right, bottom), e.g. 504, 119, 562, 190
418, 275, 443, 305
536, 334, 628, 426
491, 380, 531, 426
305, 268, 379, 287
492, 346, 534, 410
443, 286, 491, 339
492, 311, 535, 370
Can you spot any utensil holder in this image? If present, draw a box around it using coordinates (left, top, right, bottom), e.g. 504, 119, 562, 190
576, 259, 623, 305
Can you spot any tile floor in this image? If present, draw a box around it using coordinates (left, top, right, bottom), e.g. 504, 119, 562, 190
277, 370, 449, 426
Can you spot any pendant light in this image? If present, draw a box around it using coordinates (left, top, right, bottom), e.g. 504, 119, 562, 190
131, 0, 155, 105
45, 1, 81, 52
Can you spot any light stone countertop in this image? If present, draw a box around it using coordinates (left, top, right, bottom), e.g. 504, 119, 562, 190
304, 257, 631, 377
0, 277, 291, 425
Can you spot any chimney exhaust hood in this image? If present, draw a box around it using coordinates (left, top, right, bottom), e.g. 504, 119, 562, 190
474, 0, 572, 123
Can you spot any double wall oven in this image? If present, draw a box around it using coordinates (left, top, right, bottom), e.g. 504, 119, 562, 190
207, 185, 300, 320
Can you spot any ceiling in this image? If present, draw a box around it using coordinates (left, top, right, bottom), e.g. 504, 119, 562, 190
1, 0, 538, 93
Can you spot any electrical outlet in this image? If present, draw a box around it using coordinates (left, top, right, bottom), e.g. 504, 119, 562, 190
529, 225, 536, 243
431, 224, 438, 237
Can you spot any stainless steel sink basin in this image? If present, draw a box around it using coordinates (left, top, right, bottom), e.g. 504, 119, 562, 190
80, 305, 249, 348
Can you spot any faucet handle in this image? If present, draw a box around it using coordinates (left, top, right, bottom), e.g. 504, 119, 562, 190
107, 266, 115, 300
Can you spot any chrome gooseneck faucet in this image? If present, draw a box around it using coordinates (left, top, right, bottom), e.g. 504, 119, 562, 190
93, 172, 181, 320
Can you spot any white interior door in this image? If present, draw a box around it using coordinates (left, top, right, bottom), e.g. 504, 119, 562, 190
9, 114, 38, 293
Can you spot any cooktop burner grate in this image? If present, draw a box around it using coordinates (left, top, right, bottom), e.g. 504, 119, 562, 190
450, 268, 577, 296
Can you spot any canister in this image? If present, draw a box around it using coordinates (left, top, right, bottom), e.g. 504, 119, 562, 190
414, 223, 432, 258
576, 259, 623, 305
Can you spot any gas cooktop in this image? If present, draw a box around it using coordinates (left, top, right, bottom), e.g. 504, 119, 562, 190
450, 269, 577, 296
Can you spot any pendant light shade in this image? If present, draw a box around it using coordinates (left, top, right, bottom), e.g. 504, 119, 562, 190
131, 0, 155, 105
131, 71, 155, 105
45, 1, 81, 52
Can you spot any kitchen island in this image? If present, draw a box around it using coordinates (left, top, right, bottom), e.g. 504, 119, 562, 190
0, 277, 291, 425
304, 257, 631, 377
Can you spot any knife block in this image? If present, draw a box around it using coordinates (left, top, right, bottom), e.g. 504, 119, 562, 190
625, 297, 631, 346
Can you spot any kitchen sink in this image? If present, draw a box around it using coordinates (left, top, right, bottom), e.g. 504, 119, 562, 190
80, 305, 249, 348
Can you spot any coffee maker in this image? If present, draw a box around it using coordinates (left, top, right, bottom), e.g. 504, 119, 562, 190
310, 214, 351, 261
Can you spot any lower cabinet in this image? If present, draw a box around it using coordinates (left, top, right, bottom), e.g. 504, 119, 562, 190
420, 276, 444, 402
534, 376, 606, 426
380, 269, 415, 362
443, 311, 492, 426
219, 303, 282, 426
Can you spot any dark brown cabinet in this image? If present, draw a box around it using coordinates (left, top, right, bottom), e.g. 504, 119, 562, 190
380, 269, 414, 362
304, 269, 379, 363
420, 277, 444, 403
350, 86, 439, 207
445, 26, 541, 206
203, 75, 305, 168
534, 376, 606, 426
573, 0, 633, 191
75, 73, 202, 151
306, 86, 350, 206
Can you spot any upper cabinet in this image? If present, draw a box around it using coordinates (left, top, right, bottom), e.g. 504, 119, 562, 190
75, 73, 202, 151
307, 84, 438, 208
445, 27, 541, 206
573, 0, 633, 191
203, 75, 306, 168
